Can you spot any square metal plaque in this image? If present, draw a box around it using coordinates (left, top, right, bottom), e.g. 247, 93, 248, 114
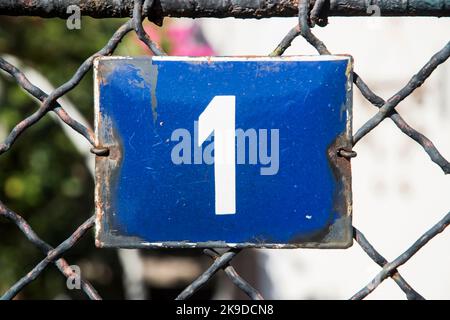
94, 56, 353, 249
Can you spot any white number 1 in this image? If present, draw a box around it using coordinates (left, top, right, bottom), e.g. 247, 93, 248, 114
198, 96, 236, 215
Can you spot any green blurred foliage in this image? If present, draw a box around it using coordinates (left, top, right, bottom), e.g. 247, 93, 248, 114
0, 16, 217, 300
0, 16, 143, 299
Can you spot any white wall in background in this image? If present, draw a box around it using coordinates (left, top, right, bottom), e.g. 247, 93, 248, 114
199, 17, 450, 299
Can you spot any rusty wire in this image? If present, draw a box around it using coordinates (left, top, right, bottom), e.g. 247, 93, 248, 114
1, 0, 450, 300
2, 0, 450, 19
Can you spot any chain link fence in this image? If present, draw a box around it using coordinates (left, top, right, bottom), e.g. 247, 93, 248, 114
0, 0, 449, 300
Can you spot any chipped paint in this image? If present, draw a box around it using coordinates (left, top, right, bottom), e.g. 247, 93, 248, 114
149, 61, 159, 122
94, 55, 353, 249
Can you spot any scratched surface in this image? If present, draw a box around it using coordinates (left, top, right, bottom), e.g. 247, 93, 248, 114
94, 56, 353, 248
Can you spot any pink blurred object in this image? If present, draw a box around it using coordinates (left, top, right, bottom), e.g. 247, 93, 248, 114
137, 23, 215, 56
167, 24, 215, 56
143, 25, 161, 44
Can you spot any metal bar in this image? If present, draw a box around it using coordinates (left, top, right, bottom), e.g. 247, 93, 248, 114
0, 202, 102, 300
0, 20, 133, 156
132, 0, 166, 55
352, 72, 450, 174
351, 211, 450, 300
0, 0, 449, 19
353, 228, 424, 300
204, 249, 264, 300
353, 41, 450, 147
268, 3, 450, 175
176, 250, 240, 300
1, 216, 95, 300
0, 57, 95, 146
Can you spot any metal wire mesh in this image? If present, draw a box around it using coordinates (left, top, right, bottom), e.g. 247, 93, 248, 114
1, 0, 449, 300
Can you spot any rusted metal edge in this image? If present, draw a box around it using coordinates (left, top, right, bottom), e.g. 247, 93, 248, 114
325, 55, 354, 248
94, 55, 353, 249
94, 57, 125, 249
1, 0, 449, 20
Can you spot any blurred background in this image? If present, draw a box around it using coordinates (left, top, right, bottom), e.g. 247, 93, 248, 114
0, 14, 449, 299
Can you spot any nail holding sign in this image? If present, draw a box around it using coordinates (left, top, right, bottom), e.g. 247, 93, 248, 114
94, 56, 353, 248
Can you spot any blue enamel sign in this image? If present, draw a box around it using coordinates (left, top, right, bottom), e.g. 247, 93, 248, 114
94, 56, 353, 248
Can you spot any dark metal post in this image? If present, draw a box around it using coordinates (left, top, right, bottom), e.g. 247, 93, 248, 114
0, 0, 449, 20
